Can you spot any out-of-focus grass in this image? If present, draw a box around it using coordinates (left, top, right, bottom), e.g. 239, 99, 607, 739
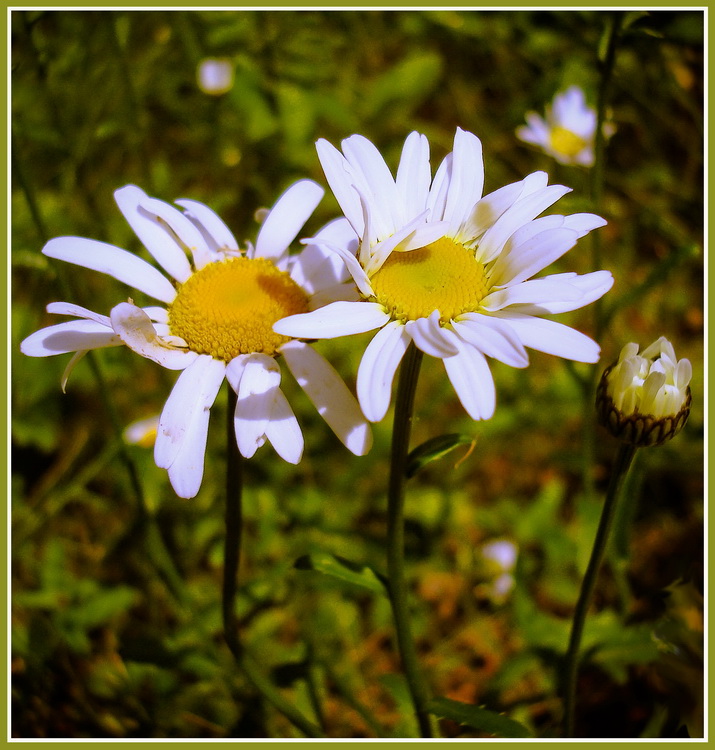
11, 9, 703, 739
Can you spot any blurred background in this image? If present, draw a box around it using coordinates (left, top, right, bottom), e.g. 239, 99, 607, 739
11, 9, 704, 739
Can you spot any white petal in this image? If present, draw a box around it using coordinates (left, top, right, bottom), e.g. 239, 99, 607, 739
281, 341, 372, 455
317, 138, 365, 236
426, 152, 452, 222
488, 227, 579, 288
175, 198, 239, 252
46, 301, 111, 327
356, 320, 411, 423
342, 134, 401, 240
225, 354, 250, 392
503, 270, 614, 315
397, 220, 451, 253
114, 185, 193, 282
492, 312, 601, 363
460, 180, 528, 243
264, 388, 304, 464
675, 359, 692, 390
308, 281, 361, 309
60, 351, 88, 392
233, 355, 282, 459
443, 128, 484, 233
476, 183, 572, 264
274, 301, 390, 340
405, 311, 459, 358
110, 302, 198, 370
21, 320, 121, 357
154, 354, 226, 476
142, 306, 169, 323
289, 218, 355, 294
396, 132, 431, 222
139, 194, 214, 270
43, 236, 177, 304
300, 235, 373, 298
563, 213, 607, 237
441, 328, 496, 420
452, 314, 529, 368
481, 276, 584, 312
255, 179, 324, 261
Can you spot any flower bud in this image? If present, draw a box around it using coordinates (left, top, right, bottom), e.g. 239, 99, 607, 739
596, 337, 692, 447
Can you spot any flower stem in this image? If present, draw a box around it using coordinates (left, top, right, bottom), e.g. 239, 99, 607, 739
223, 387, 324, 738
386, 343, 435, 738
562, 441, 638, 737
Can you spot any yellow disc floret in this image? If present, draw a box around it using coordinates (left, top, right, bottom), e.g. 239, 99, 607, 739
549, 126, 587, 160
371, 237, 489, 323
168, 256, 310, 360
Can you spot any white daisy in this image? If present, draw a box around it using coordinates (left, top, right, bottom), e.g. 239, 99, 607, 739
516, 86, 613, 167
274, 128, 614, 423
21, 181, 372, 498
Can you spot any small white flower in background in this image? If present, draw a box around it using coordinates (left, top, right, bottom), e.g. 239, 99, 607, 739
477, 539, 518, 604
596, 336, 692, 446
124, 415, 160, 448
275, 128, 613, 423
21, 181, 372, 498
516, 86, 614, 167
197, 58, 234, 96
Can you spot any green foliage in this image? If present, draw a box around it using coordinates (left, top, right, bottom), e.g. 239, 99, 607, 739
11, 7, 703, 740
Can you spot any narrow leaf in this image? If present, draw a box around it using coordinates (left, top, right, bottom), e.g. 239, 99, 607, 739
427, 697, 531, 738
294, 552, 388, 596
406, 433, 475, 478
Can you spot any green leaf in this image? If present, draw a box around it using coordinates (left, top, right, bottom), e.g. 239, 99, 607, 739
406, 434, 475, 478
427, 697, 531, 738
294, 552, 388, 596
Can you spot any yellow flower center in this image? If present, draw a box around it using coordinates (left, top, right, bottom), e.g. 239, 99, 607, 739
371, 237, 488, 322
549, 126, 588, 159
168, 257, 309, 360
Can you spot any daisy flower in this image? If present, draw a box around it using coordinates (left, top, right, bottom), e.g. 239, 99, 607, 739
516, 86, 613, 167
274, 128, 614, 423
21, 181, 372, 498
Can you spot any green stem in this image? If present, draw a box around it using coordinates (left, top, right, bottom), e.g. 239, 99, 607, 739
562, 441, 638, 737
223, 387, 324, 739
386, 343, 434, 738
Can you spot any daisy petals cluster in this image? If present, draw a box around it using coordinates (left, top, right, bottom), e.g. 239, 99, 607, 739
275, 128, 613, 423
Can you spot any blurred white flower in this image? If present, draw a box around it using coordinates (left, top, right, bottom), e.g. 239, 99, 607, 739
478, 539, 518, 604
124, 415, 160, 448
197, 58, 234, 96
597, 336, 692, 446
517, 86, 614, 167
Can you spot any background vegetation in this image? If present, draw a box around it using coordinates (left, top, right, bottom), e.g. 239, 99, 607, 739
11, 9, 704, 739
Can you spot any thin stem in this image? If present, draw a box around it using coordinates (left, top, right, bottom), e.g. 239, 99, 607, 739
222, 387, 324, 739
562, 442, 638, 737
386, 343, 434, 738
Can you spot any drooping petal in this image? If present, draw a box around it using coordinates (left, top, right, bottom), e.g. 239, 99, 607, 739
405, 311, 459, 358
154, 354, 226, 486
254, 179, 324, 261
233, 354, 282, 459
396, 131, 431, 222
356, 320, 411, 423
113, 185, 193, 282
441, 328, 496, 420
451, 314, 529, 368
20, 320, 122, 357
175, 198, 239, 253
281, 340, 372, 455
46, 301, 112, 327
43, 237, 177, 304
299, 234, 373, 298
274, 301, 390, 340
264, 387, 304, 464
492, 311, 601, 363
110, 302, 198, 370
